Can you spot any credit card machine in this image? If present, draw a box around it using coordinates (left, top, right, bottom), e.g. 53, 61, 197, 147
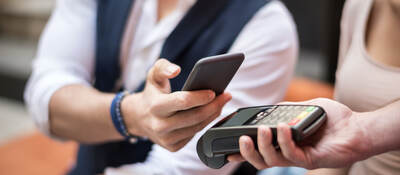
197, 105, 327, 169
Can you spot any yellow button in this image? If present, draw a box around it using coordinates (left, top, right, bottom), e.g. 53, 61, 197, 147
296, 111, 308, 120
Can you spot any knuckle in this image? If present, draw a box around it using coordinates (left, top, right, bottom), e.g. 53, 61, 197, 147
149, 101, 161, 114
213, 100, 223, 112
166, 143, 180, 152
202, 102, 219, 114
159, 138, 172, 147
164, 136, 176, 146
155, 59, 166, 67
175, 93, 189, 108
160, 141, 169, 148
267, 160, 277, 167
194, 123, 205, 133
193, 108, 210, 122
169, 146, 179, 152
151, 124, 160, 134
151, 122, 166, 134
282, 150, 296, 162
196, 106, 208, 116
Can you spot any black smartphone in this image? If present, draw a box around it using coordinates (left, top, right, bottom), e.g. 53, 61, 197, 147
197, 105, 327, 169
181, 53, 245, 95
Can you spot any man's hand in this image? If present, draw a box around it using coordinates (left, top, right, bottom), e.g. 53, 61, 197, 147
122, 59, 232, 152
227, 98, 372, 169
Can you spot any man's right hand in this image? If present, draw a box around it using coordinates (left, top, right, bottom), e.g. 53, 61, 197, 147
121, 59, 232, 152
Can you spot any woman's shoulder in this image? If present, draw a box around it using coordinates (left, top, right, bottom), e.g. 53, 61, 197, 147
341, 0, 373, 31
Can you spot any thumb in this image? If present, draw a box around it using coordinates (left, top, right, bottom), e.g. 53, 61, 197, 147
147, 59, 181, 87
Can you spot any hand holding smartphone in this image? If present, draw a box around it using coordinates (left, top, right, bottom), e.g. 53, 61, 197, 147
181, 53, 245, 95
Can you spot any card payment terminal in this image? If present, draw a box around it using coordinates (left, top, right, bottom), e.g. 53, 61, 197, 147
197, 105, 327, 169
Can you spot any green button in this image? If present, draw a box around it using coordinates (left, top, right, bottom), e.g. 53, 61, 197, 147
306, 106, 315, 112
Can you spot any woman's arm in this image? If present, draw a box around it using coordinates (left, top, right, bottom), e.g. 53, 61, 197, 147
229, 98, 400, 169
306, 168, 349, 175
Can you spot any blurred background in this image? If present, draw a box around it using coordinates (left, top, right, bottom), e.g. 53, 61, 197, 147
0, 0, 344, 174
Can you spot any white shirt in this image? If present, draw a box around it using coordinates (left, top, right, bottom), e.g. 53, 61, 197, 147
24, 0, 298, 174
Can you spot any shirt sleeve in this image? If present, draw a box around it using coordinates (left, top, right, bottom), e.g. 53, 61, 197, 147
24, 0, 97, 137
105, 1, 298, 175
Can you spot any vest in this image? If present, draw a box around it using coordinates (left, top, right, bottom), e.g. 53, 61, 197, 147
68, 0, 269, 174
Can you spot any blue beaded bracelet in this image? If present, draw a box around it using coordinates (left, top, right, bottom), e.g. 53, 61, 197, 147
110, 91, 138, 143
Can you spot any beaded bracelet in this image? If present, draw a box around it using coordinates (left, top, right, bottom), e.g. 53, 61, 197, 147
110, 91, 139, 143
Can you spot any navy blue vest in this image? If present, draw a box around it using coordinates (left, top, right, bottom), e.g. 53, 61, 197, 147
69, 0, 268, 174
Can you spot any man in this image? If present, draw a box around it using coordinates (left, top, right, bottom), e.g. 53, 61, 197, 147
25, 0, 298, 174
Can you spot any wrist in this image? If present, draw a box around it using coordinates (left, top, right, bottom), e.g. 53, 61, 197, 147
352, 112, 378, 160
110, 91, 141, 143
121, 92, 146, 137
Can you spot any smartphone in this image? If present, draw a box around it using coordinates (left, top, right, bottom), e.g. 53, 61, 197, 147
181, 53, 245, 95
197, 105, 327, 169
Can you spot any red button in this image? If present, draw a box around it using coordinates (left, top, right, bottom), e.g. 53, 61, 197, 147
288, 118, 300, 126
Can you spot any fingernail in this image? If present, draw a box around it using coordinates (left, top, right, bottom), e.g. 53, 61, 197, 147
260, 127, 266, 137
243, 138, 250, 149
166, 65, 179, 75
242, 141, 248, 149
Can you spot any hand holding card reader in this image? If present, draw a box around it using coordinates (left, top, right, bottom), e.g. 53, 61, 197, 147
197, 105, 327, 169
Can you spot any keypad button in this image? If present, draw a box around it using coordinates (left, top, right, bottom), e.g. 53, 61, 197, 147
296, 111, 309, 120
286, 106, 294, 110
306, 106, 315, 112
288, 118, 301, 126
279, 106, 287, 110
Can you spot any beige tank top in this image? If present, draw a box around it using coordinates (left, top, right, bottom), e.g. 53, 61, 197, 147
334, 0, 400, 174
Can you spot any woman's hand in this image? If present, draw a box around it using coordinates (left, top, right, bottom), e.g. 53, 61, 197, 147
228, 98, 371, 169
122, 59, 232, 152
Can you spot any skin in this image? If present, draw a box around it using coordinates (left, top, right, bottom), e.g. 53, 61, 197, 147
228, 98, 400, 169
49, 0, 232, 152
366, 0, 400, 68
228, 0, 400, 172
157, 0, 179, 22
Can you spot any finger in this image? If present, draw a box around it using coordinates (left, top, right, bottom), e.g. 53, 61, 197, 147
161, 119, 209, 146
148, 59, 181, 85
257, 125, 291, 167
277, 123, 306, 165
277, 101, 299, 105
166, 137, 192, 152
277, 98, 321, 105
161, 93, 231, 131
227, 154, 245, 162
239, 136, 268, 170
151, 90, 218, 117
161, 104, 226, 145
